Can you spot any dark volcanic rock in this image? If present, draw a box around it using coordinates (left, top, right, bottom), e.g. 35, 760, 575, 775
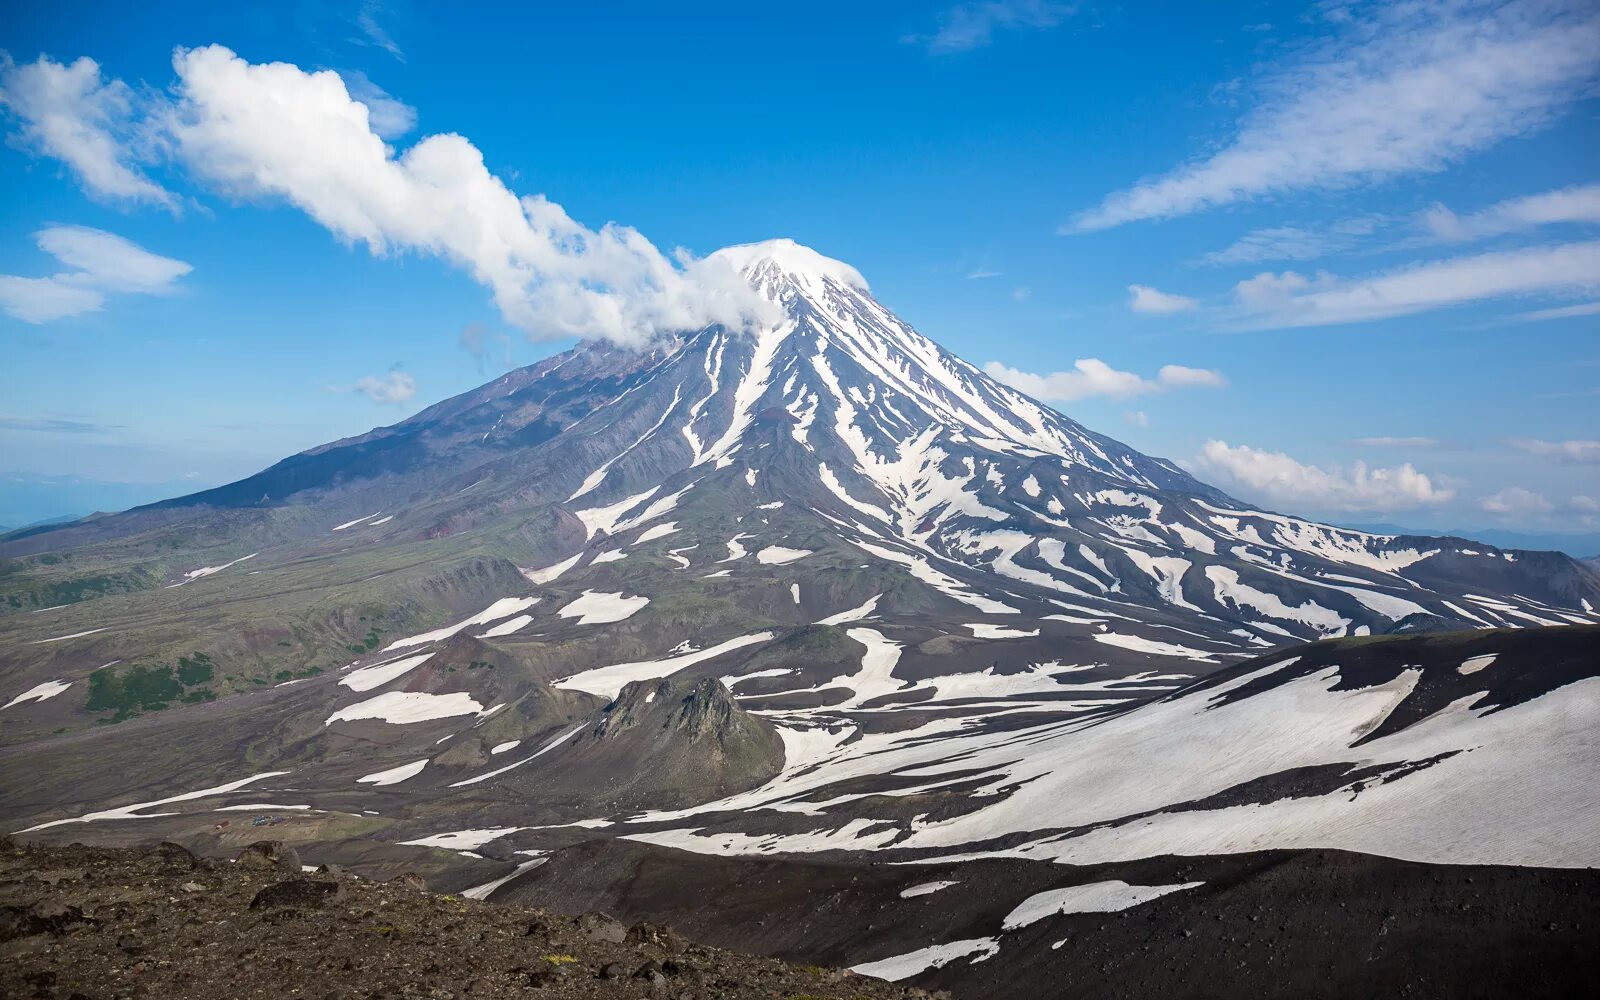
626, 921, 686, 953
387, 871, 428, 891
249, 878, 345, 909
514, 676, 785, 811
235, 840, 301, 872
574, 910, 626, 943
155, 840, 198, 869
0, 841, 921, 1000
0, 899, 88, 940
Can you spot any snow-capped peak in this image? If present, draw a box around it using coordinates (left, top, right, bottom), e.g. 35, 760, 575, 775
711, 238, 870, 299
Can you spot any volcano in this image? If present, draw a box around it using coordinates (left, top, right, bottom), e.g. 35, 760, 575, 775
2, 240, 1597, 998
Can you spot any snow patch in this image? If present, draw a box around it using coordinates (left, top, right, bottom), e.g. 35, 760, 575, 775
556, 590, 650, 625
357, 759, 429, 786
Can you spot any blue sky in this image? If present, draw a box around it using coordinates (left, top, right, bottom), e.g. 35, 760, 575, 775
1, 0, 1596, 536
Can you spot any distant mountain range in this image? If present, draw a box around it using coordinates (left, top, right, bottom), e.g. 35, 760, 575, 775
1340, 522, 1600, 559
2, 240, 1596, 996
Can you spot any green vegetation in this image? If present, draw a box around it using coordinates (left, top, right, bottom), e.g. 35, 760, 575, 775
2, 571, 149, 611
176, 652, 215, 685
86, 665, 181, 718
84, 653, 220, 722
345, 625, 385, 654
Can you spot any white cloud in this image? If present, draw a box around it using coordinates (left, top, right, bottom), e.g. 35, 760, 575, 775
1349, 436, 1441, 448
1069, 0, 1600, 231
1197, 216, 1388, 266
0, 225, 190, 323
35, 225, 192, 293
1422, 181, 1600, 241
1127, 283, 1198, 314
165, 45, 774, 347
1011, 285, 1031, 300
1511, 438, 1600, 464
1191, 439, 1453, 512
1231, 240, 1600, 328
354, 0, 405, 62
0, 53, 176, 209
339, 70, 416, 140
966, 267, 1001, 279
984, 358, 1227, 402
2, 46, 776, 347
1155, 364, 1227, 389
0, 275, 104, 323
907, 1, 1074, 53
1123, 410, 1149, 427
1199, 226, 1347, 266
1481, 486, 1553, 516
342, 370, 416, 405
1509, 300, 1600, 322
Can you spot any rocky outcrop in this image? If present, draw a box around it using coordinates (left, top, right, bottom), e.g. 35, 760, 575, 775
498, 676, 785, 812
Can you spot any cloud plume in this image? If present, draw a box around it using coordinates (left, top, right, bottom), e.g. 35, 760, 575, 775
0, 47, 777, 347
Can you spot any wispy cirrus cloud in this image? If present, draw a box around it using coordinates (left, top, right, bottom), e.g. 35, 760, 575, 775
0, 416, 122, 434
1068, 0, 1600, 232
1421, 181, 1600, 242
1349, 436, 1441, 448
1230, 239, 1600, 329
1197, 215, 1388, 266
1202, 182, 1600, 267
0, 225, 191, 323
1189, 439, 1453, 512
905, 1, 1075, 54
984, 358, 1226, 403
354, 0, 406, 62
1509, 300, 1600, 323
